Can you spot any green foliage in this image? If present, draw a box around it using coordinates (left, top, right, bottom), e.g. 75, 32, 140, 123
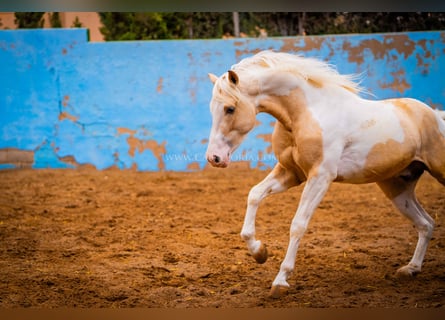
304, 12, 445, 35
14, 12, 45, 28
99, 12, 174, 40
97, 12, 445, 41
98, 12, 236, 40
12, 12, 445, 38
71, 16, 83, 28
49, 12, 62, 28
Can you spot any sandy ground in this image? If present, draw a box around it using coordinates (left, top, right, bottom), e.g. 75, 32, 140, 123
0, 166, 444, 308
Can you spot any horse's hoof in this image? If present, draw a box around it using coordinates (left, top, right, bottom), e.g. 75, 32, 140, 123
270, 284, 288, 298
252, 243, 268, 264
396, 265, 420, 278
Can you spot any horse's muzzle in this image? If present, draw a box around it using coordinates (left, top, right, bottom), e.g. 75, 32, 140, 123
206, 153, 229, 168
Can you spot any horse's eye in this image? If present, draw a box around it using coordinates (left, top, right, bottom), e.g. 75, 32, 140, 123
225, 106, 235, 115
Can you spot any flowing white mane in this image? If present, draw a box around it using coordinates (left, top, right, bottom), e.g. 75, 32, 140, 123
230, 50, 365, 95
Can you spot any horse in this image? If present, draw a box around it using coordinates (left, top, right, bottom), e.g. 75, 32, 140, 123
205, 50, 445, 298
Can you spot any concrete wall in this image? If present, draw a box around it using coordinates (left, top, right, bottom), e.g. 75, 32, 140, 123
1, 29, 444, 171
0, 12, 105, 42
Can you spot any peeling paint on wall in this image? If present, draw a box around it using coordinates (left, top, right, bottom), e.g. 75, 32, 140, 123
342, 35, 417, 64
156, 77, 163, 93
256, 133, 273, 154
1, 29, 444, 170
58, 111, 79, 122
378, 69, 411, 94
126, 136, 166, 171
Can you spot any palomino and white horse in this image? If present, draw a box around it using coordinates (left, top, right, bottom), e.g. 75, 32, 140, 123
205, 50, 445, 298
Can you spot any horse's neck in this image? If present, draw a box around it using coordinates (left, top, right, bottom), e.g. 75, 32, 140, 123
252, 77, 316, 132
249, 71, 359, 132
239, 70, 294, 131
255, 92, 302, 132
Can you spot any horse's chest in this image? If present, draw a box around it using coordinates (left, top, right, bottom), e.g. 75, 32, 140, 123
274, 138, 323, 179
273, 122, 324, 178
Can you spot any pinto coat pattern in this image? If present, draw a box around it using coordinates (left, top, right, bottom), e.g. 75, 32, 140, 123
205, 50, 445, 298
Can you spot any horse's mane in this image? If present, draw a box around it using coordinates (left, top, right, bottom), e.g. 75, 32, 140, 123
230, 50, 365, 95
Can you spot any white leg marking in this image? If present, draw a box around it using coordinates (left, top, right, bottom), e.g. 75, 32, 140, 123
378, 178, 434, 277
392, 190, 434, 276
270, 172, 333, 297
240, 164, 299, 264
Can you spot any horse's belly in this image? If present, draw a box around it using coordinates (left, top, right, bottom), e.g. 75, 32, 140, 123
336, 140, 416, 184
335, 162, 380, 183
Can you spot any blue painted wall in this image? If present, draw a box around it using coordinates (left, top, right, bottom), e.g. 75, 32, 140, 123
1, 29, 444, 171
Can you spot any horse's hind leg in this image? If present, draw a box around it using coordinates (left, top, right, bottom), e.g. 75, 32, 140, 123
377, 168, 434, 277
241, 163, 301, 264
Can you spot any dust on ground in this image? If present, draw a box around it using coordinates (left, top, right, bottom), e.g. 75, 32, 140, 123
0, 166, 444, 307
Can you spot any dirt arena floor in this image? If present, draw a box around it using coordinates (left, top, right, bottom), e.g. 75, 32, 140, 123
0, 165, 444, 308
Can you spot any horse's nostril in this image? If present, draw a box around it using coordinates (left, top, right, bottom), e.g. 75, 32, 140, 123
213, 155, 221, 163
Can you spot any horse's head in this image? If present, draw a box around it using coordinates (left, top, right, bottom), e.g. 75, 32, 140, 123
206, 70, 256, 168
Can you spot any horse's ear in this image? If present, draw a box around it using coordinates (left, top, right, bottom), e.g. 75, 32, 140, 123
228, 70, 239, 85
208, 73, 218, 84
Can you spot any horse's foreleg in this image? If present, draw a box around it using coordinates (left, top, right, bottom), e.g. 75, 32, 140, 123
377, 177, 434, 277
270, 173, 332, 298
241, 164, 300, 264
